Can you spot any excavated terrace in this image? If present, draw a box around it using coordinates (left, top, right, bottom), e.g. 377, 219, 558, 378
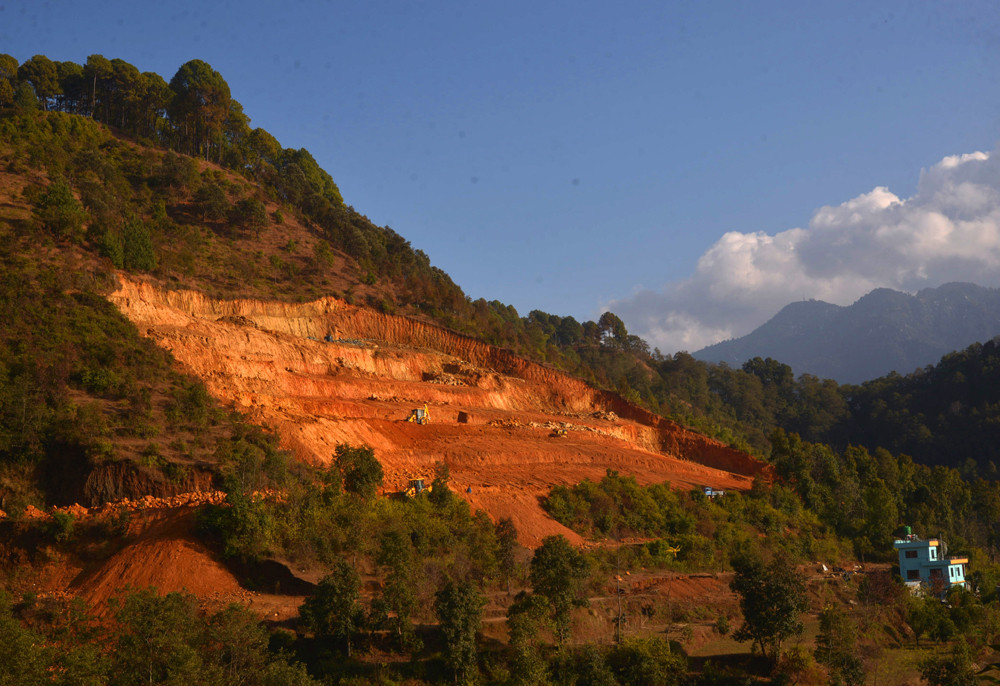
108, 276, 768, 545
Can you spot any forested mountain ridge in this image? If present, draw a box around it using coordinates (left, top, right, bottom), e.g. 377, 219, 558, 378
4, 53, 1000, 483
2, 52, 1000, 686
0, 53, 692, 513
0, 53, 676, 390
694, 282, 1000, 384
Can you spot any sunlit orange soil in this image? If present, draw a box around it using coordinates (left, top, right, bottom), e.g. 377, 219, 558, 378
109, 276, 768, 546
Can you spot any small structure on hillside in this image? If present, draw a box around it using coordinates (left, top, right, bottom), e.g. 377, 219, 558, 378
702, 486, 725, 500
893, 527, 968, 594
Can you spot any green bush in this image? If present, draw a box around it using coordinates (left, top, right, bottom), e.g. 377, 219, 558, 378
230, 197, 268, 235
48, 511, 76, 542
608, 637, 686, 686
122, 219, 156, 271
335, 443, 383, 500
98, 227, 125, 267
33, 179, 87, 241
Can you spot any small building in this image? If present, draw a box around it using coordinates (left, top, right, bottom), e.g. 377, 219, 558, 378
893, 528, 968, 594
702, 486, 725, 500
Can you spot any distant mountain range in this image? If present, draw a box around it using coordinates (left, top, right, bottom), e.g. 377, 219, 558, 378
693, 282, 1000, 384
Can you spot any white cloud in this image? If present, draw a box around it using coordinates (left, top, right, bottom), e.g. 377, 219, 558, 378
609, 148, 1000, 353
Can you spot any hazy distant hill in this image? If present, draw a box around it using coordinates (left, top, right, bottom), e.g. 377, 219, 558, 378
693, 282, 1000, 384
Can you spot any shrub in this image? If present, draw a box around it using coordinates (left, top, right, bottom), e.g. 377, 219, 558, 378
229, 197, 268, 235
335, 443, 383, 500
122, 219, 157, 271
48, 511, 76, 542
33, 179, 87, 241
608, 637, 686, 686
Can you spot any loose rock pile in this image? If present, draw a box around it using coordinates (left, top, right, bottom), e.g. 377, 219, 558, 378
2, 490, 232, 522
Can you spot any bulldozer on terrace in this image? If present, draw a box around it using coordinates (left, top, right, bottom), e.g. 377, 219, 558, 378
391, 478, 432, 499
404, 478, 430, 497
407, 404, 430, 425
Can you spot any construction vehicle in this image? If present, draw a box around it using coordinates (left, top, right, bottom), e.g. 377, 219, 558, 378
407, 404, 430, 425
550, 428, 567, 438
404, 478, 429, 498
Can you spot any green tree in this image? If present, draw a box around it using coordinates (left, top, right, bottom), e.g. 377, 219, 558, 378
496, 517, 519, 596
814, 605, 864, 686
84, 54, 114, 120
230, 197, 268, 236
608, 637, 686, 686
907, 593, 953, 646
122, 219, 157, 271
34, 179, 87, 241
55, 60, 86, 113
554, 316, 583, 345
434, 579, 486, 685
138, 71, 172, 138
729, 551, 808, 662
375, 529, 420, 648
168, 59, 232, 159
428, 459, 455, 508
529, 535, 589, 645
0, 54, 17, 83
204, 603, 271, 684
334, 443, 383, 500
194, 182, 229, 221
204, 603, 318, 685
257, 660, 320, 686
0, 591, 52, 685
597, 311, 628, 347
919, 638, 977, 685
742, 356, 794, 388
13, 81, 38, 111
858, 477, 898, 554
299, 559, 364, 657
109, 58, 142, 129
245, 127, 282, 174
17, 55, 60, 110
506, 592, 551, 685
110, 589, 204, 686
0, 79, 14, 109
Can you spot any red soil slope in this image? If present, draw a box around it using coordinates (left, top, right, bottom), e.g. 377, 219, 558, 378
71, 507, 244, 613
109, 276, 769, 545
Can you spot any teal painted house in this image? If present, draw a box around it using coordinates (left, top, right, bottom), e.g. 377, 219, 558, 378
893, 530, 968, 594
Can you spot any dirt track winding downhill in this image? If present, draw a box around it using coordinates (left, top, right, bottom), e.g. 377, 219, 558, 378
109, 276, 769, 545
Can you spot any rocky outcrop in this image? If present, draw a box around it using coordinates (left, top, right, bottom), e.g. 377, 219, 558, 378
83, 461, 216, 507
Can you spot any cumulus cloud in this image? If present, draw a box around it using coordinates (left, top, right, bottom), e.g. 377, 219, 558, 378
609, 148, 1000, 353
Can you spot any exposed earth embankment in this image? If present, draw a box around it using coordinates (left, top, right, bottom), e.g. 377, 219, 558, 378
109, 276, 768, 545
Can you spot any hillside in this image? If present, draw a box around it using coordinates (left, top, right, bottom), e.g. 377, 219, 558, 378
3, 55, 1000, 686
108, 275, 764, 545
694, 283, 1000, 383
0, 73, 775, 535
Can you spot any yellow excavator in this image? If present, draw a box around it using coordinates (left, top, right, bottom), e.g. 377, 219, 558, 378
407, 404, 430, 425
404, 478, 430, 498
550, 428, 567, 438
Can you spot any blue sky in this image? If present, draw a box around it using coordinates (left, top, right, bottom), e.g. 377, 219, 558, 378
5, 1, 1000, 351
